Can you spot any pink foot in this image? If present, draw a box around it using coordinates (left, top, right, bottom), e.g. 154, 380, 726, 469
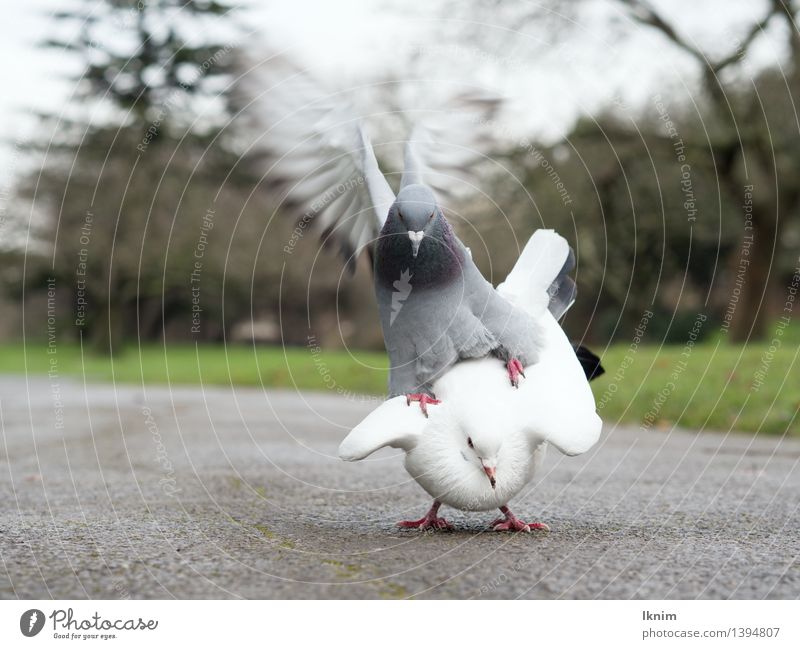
490, 506, 549, 533
397, 500, 452, 531
506, 358, 525, 388
406, 393, 441, 418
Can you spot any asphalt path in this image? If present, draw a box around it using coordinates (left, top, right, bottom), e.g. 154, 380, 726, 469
1, 377, 798, 599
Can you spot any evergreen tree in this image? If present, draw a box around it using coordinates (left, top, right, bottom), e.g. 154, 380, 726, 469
18, 0, 248, 349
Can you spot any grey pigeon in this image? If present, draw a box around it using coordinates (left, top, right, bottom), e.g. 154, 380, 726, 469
246, 59, 600, 414
374, 179, 541, 408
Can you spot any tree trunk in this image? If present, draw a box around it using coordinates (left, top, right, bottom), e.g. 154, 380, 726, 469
729, 206, 780, 341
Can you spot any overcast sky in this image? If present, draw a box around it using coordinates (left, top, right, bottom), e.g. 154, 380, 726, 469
0, 0, 789, 185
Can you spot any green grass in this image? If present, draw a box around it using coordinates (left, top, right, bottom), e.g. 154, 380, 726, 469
0, 342, 388, 397
0, 339, 796, 435
592, 341, 799, 436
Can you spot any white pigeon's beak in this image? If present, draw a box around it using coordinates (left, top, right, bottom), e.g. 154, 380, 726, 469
482, 462, 497, 489
408, 230, 425, 257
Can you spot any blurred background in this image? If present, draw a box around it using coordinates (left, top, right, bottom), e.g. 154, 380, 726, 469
0, 0, 797, 435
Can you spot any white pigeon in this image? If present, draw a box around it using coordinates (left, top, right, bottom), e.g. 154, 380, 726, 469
338, 229, 602, 532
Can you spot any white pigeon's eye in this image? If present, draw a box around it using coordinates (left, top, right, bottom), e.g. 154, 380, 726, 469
467, 437, 473, 448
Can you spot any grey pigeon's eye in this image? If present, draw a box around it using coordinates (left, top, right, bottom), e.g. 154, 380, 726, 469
429, 211, 434, 220
467, 437, 473, 448
398, 210, 404, 221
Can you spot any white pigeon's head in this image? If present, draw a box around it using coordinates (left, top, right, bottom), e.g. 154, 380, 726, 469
436, 360, 521, 494
390, 184, 444, 258
462, 428, 504, 490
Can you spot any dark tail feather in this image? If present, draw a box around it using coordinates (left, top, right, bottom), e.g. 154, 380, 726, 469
572, 344, 605, 381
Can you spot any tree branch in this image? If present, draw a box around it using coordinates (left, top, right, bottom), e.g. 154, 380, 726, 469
712, 3, 780, 72
616, 0, 706, 64
616, 0, 780, 73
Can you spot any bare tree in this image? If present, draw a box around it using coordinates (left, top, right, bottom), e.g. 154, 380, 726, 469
602, 0, 799, 340
443, 0, 799, 341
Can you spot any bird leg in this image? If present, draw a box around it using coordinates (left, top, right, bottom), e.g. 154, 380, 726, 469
490, 505, 549, 532
405, 393, 441, 417
397, 500, 452, 530
491, 346, 525, 388
506, 358, 526, 388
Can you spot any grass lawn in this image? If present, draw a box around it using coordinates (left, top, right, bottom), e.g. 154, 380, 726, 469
0, 339, 796, 435
593, 341, 798, 436
0, 342, 389, 397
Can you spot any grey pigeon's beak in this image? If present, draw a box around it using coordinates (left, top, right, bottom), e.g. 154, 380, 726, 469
408, 231, 425, 257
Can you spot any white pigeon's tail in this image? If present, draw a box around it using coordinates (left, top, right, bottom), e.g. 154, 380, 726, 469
496, 229, 576, 319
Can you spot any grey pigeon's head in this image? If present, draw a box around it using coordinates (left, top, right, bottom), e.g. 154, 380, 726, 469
388, 184, 443, 258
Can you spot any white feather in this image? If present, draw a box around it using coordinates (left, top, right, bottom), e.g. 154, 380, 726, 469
338, 396, 430, 461
496, 229, 570, 317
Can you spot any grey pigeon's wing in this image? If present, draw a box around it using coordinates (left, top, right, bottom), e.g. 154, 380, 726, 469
242, 57, 395, 269
400, 89, 503, 194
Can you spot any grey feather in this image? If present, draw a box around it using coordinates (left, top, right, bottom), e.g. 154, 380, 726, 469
243, 61, 568, 397
241, 56, 394, 267
243, 57, 503, 266
375, 220, 543, 397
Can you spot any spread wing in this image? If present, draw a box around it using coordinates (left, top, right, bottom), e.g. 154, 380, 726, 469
241, 56, 395, 270
400, 88, 503, 196
489, 229, 601, 453
497, 229, 575, 319
515, 312, 602, 456
338, 396, 431, 461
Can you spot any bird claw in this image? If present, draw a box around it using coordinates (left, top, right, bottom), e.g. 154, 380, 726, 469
490, 509, 549, 533
506, 358, 526, 388
397, 501, 451, 530
492, 520, 549, 532
405, 393, 441, 417
397, 516, 453, 531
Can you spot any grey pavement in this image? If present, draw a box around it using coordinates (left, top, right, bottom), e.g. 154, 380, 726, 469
1, 376, 798, 599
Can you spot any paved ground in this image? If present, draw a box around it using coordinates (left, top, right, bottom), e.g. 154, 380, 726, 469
1, 376, 798, 599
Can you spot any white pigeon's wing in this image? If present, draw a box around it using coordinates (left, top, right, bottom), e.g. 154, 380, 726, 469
492, 229, 598, 453
400, 88, 503, 195
514, 312, 601, 456
338, 396, 429, 461
241, 57, 395, 269
497, 229, 575, 319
